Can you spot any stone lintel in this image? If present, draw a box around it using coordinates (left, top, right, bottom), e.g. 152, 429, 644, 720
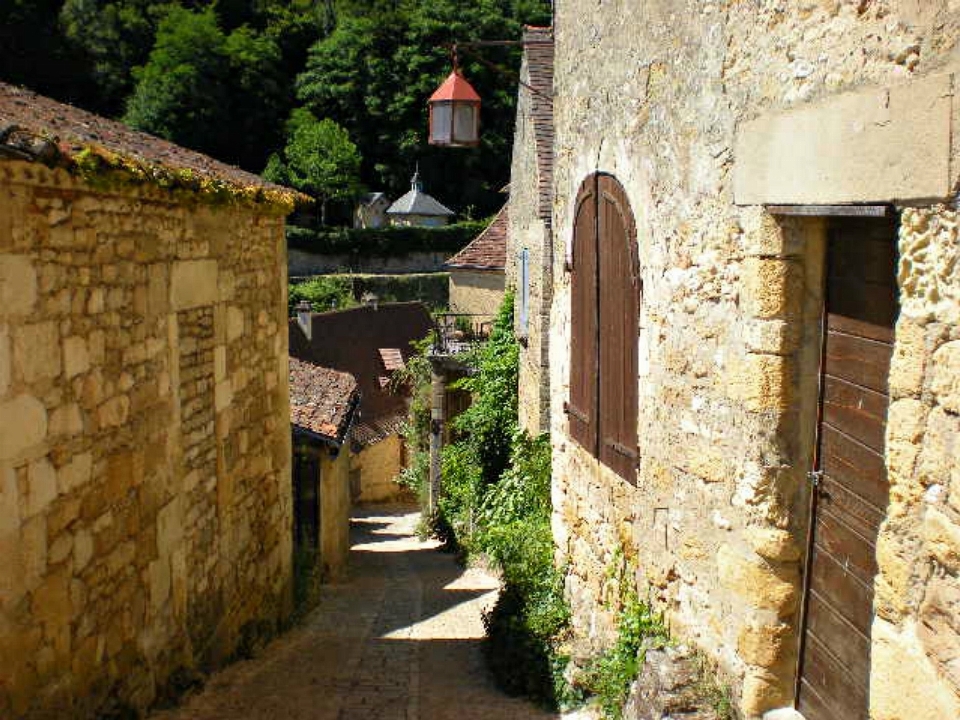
734, 74, 953, 205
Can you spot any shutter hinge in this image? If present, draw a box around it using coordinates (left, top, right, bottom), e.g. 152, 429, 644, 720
807, 469, 823, 486
564, 259, 573, 273
604, 439, 638, 460
564, 401, 589, 424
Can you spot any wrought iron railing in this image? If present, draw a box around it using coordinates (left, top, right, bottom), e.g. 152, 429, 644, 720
430, 313, 495, 357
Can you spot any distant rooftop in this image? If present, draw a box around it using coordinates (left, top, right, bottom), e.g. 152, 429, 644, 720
0, 81, 305, 210
289, 358, 359, 445
289, 302, 434, 446
360, 192, 389, 206
446, 203, 508, 271
386, 171, 454, 217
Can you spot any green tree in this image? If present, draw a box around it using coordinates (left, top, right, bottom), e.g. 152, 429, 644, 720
296, 0, 551, 217
0, 0, 96, 108
60, 0, 170, 115
123, 7, 229, 150
123, 5, 286, 170
264, 110, 363, 225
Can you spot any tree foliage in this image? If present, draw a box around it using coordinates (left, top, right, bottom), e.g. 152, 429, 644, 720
263, 109, 362, 224
122, 6, 286, 170
1, 0, 551, 216
296, 0, 550, 215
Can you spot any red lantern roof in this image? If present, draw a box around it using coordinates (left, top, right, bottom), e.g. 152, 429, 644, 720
429, 71, 481, 102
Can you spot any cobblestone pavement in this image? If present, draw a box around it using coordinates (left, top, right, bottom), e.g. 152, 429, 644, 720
154, 506, 557, 720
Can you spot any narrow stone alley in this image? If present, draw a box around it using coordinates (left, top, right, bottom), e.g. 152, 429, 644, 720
153, 507, 557, 720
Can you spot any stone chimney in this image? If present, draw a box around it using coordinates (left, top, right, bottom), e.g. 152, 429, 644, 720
296, 300, 312, 340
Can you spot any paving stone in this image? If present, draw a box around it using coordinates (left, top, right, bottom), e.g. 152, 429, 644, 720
154, 506, 555, 720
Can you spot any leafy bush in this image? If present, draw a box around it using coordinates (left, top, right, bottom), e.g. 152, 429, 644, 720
416, 293, 574, 709
480, 434, 574, 708
393, 333, 436, 508
290, 273, 449, 314
288, 275, 356, 313
286, 220, 488, 256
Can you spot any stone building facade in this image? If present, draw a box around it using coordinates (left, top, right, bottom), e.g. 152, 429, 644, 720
447, 203, 508, 319
505, 26, 554, 435
544, 3, 960, 719
0, 84, 296, 718
289, 358, 359, 581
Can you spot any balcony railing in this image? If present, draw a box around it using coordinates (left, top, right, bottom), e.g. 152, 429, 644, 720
430, 313, 495, 357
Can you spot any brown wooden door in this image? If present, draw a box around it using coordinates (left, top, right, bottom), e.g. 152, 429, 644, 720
797, 216, 899, 720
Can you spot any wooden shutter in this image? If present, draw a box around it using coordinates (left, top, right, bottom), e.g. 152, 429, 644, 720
568, 176, 599, 454
597, 176, 639, 481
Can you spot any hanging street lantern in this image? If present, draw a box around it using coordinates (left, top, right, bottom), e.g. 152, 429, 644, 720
427, 68, 481, 147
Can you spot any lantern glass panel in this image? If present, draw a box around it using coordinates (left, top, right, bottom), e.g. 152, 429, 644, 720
453, 102, 478, 144
431, 101, 452, 144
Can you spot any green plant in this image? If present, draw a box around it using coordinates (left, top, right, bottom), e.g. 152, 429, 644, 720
288, 275, 356, 314
286, 220, 488, 256
408, 292, 575, 709
581, 591, 669, 720
263, 109, 362, 225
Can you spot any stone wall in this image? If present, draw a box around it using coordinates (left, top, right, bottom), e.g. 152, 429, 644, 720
0, 161, 292, 718
506, 34, 553, 437
288, 249, 451, 277
548, 2, 960, 717
870, 206, 960, 720
350, 434, 407, 503
448, 270, 505, 318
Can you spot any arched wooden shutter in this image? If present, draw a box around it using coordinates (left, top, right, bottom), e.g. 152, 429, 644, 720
597, 176, 639, 481
568, 176, 599, 454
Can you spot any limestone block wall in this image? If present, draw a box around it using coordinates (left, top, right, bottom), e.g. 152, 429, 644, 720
0, 162, 292, 718
350, 434, 406, 503
870, 207, 960, 720
549, 1, 960, 717
506, 60, 552, 436
448, 270, 505, 318
288, 249, 451, 276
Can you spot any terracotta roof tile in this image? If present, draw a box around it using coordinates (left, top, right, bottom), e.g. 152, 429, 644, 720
522, 26, 555, 227
351, 411, 408, 446
289, 302, 434, 447
289, 358, 359, 443
379, 348, 405, 372
0, 82, 306, 208
445, 203, 508, 271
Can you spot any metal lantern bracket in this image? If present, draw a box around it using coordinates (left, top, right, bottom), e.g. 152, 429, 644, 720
446, 40, 554, 103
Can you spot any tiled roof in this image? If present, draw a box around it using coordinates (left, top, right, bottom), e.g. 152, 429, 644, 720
289, 358, 359, 443
446, 203, 508, 271
0, 82, 305, 209
378, 348, 405, 372
386, 187, 455, 217
351, 411, 408, 446
289, 302, 434, 446
360, 192, 389, 206
523, 26, 555, 227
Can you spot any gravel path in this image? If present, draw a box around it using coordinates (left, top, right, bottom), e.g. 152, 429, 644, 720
153, 505, 557, 720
